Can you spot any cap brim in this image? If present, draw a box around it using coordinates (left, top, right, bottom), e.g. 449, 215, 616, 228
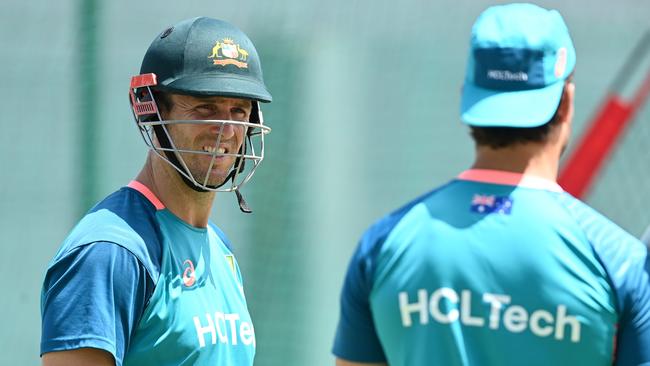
460, 81, 564, 127
161, 74, 272, 103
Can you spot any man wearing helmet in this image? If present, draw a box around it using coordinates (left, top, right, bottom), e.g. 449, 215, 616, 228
40, 17, 271, 366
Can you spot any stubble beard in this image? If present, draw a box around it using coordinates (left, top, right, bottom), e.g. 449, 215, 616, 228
166, 125, 242, 188
184, 153, 237, 187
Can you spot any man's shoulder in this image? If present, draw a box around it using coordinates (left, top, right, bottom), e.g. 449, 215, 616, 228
208, 221, 232, 252
358, 181, 457, 257
52, 186, 164, 278
551, 192, 647, 285
551, 192, 642, 246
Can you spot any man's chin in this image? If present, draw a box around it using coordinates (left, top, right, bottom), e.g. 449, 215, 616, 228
206, 180, 229, 189
204, 174, 232, 189
182, 170, 227, 188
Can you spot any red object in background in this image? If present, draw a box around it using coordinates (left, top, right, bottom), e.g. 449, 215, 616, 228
558, 32, 650, 198
559, 96, 633, 198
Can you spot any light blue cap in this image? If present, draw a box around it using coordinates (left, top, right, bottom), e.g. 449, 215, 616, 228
460, 3, 576, 127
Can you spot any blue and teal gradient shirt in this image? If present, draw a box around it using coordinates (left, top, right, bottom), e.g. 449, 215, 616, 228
41, 181, 255, 365
333, 169, 650, 366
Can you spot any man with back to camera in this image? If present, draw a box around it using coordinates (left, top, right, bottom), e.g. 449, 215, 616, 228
333, 3, 650, 366
40, 17, 272, 366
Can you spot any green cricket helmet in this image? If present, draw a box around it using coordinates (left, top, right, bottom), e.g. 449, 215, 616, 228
141, 17, 272, 102
129, 17, 272, 213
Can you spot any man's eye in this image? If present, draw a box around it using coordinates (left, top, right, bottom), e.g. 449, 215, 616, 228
196, 105, 214, 113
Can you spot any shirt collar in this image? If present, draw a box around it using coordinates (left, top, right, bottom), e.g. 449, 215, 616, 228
457, 169, 563, 192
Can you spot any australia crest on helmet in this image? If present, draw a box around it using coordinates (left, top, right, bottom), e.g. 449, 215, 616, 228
208, 37, 249, 69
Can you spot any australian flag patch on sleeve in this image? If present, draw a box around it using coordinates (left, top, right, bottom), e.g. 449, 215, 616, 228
470, 194, 513, 214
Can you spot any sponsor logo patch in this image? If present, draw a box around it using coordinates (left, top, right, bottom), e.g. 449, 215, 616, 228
182, 259, 197, 287
399, 287, 582, 343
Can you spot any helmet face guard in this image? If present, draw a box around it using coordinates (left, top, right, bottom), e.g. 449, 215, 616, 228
129, 73, 271, 194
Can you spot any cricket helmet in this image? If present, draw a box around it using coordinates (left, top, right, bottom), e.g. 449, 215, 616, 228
129, 17, 272, 212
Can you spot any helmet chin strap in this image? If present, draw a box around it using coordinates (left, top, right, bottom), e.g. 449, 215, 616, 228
152, 124, 253, 213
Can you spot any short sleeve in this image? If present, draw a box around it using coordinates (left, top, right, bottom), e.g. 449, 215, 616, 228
613, 251, 650, 366
557, 194, 650, 365
333, 235, 387, 363
333, 192, 435, 363
41, 241, 154, 365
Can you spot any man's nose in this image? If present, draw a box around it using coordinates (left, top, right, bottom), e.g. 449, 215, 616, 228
210, 121, 237, 139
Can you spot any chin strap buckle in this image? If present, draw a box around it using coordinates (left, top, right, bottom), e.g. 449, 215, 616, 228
235, 189, 252, 213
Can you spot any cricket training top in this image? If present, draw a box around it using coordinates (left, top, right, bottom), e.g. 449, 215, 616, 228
41, 181, 255, 365
333, 169, 650, 366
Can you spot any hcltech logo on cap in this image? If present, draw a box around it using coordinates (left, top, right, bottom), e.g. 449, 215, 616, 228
208, 38, 249, 68
473, 48, 548, 91
487, 70, 529, 82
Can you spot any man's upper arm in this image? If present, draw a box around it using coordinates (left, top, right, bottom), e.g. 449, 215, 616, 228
592, 229, 650, 364
614, 252, 650, 365
557, 195, 650, 365
42, 347, 115, 366
335, 357, 387, 366
332, 228, 388, 363
41, 241, 153, 365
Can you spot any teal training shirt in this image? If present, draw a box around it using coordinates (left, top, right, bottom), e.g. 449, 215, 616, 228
41, 181, 255, 365
333, 169, 650, 366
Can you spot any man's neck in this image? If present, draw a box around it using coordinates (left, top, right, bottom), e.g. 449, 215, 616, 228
135, 154, 216, 228
472, 143, 560, 181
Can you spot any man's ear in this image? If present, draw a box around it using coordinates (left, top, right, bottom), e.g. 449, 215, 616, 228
556, 81, 575, 124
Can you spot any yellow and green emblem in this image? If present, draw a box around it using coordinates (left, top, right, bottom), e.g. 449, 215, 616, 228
208, 38, 249, 68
